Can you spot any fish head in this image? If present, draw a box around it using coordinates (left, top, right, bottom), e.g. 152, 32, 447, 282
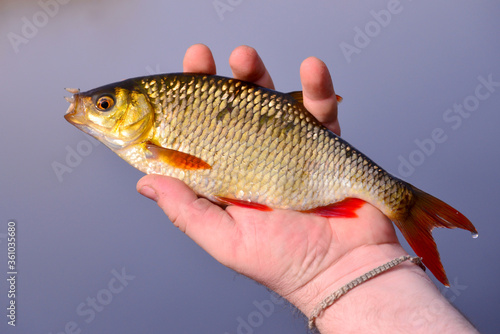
64, 82, 154, 150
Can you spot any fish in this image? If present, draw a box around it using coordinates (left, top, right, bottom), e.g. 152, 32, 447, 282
64, 73, 477, 286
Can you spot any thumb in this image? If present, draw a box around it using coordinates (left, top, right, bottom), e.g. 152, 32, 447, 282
136, 174, 238, 262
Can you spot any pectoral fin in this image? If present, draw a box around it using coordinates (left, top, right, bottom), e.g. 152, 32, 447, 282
145, 143, 211, 170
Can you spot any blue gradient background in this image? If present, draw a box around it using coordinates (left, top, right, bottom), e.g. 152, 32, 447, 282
1, 0, 499, 333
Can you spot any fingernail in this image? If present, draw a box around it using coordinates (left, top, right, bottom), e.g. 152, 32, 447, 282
138, 186, 158, 202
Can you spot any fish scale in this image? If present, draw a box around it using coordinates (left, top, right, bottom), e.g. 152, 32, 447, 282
142, 74, 372, 209
64, 72, 477, 286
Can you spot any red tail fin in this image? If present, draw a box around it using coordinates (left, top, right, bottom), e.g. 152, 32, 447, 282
392, 185, 477, 286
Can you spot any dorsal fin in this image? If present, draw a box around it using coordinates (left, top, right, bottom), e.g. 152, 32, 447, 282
288, 91, 343, 105
288, 91, 305, 105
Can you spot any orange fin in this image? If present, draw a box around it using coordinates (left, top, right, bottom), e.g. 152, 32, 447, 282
392, 185, 478, 287
288, 91, 304, 104
214, 196, 273, 211
301, 198, 365, 218
288, 91, 343, 105
145, 143, 211, 170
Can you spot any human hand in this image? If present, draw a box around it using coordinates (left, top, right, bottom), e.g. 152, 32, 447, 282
136, 44, 479, 333
137, 44, 417, 326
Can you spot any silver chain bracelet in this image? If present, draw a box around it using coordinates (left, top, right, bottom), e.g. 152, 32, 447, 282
308, 255, 425, 329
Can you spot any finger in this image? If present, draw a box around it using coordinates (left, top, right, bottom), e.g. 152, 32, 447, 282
183, 43, 217, 74
300, 57, 341, 136
229, 45, 275, 89
136, 174, 238, 263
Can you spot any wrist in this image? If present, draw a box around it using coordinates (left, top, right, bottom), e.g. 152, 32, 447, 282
286, 243, 477, 333
287, 242, 413, 317
313, 256, 425, 333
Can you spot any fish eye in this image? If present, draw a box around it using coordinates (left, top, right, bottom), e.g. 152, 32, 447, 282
95, 95, 115, 111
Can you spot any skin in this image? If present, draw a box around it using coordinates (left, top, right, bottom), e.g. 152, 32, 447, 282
136, 44, 477, 333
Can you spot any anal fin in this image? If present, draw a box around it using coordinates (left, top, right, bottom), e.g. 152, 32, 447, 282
214, 196, 273, 212
301, 198, 365, 218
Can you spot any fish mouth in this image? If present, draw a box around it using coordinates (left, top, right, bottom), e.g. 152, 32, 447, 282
63, 88, 83, 125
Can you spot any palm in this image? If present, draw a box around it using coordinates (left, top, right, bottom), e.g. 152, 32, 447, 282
138, 43, 401, 300
222, 205, 398, 294
147, 175, 399, 299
